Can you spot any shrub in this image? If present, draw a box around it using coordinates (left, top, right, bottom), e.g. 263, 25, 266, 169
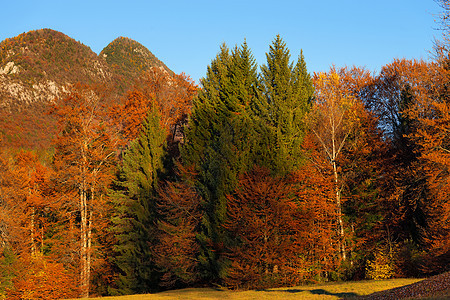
366, 249, 394, 280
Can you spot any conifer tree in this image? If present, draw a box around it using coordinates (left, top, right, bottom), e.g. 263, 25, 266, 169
182, 42, 259, 281
109, 107, 166, 295
259, 35, 313, 174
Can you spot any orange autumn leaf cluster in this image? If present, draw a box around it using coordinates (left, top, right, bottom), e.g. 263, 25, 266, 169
111, 68, 197, 143
0, 150, 53, 256
309, 66, 372, 262
153, 165, 201, 288
6, 253, 78, 300
51, 84, 117, 298
224, 165, 337, 290
364, 58, 450, 275
0, 150, 80, 299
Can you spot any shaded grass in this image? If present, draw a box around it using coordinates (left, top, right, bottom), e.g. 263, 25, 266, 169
85, 278, 421, 299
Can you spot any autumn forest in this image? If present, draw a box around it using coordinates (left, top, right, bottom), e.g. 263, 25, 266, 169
1, 3, 450, 300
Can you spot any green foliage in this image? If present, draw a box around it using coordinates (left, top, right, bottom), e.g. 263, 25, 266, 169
0, 247, 16, 299
100, 37, 173, 93
181, 37, 316, 283
258, 35, 313, 174
182, 42, 260, 281
109, 108, 166, 295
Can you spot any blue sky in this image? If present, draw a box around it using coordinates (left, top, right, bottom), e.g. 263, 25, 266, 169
0, 1, 443, 83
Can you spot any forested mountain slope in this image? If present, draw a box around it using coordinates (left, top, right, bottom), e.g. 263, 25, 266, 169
0, 28, 171, 149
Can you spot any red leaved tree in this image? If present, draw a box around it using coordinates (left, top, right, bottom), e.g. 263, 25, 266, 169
223, 166, 336, 289
111, 68, 197, 144
297, 133, 342, 277
153, 165, 201, 288
7, 253, 78, 300
366, 58, 449, 275
0, 150, 80, 298
51, 83, 116, 297
401, 59, 450, 274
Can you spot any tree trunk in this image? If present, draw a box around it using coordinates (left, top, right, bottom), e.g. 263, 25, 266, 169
30, 206, 35, 256
87, 210, 92, 295
80, 182, 89, 298
41, 226, 44, 253
87, 189, 94, 297
333, 160, 346, 261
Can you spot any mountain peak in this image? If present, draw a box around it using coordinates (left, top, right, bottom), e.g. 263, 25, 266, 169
0, 28, 109, 87
100, 37, 172, 92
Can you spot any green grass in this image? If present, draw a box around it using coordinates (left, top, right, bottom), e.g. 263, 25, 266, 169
85, 278, 422, 299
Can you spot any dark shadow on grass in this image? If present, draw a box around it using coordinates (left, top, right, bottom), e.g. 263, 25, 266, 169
257, 287, 360, 298
309, 288, 359, 298
283, 289, 304, 293
256, 288, 305, 293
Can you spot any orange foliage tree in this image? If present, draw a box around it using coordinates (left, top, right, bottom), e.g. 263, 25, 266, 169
51, 84, 116, 297
309, 67, 372, 262
111, 68, 197, 144
0, 151, 51, 256
402, 60, 450, 273
366, 60, 431, 260
0, 150, 80, 298
366, 58, 449, 275
299, 134, 344, 274
223, 166, 336, 289
153, 165, 202, 288
336, 105, 392, 278
6, 253, 78, 300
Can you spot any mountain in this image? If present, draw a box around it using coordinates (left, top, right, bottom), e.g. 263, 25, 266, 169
0, 29, 172, 149
100, 37, 173, 93
0, 29, 111, 110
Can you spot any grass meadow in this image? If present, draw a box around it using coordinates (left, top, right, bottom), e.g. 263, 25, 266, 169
85, 278, 423, 299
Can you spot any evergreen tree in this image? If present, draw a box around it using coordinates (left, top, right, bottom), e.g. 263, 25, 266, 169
109, 107, 166, 295
259, 35, 313, 174
391, 86, 429, 251
182, 42, 259, 281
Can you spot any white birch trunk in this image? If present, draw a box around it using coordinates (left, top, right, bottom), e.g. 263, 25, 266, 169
80, 181, 89, 298
31, 206, 35, 256
332, 160, 346, 261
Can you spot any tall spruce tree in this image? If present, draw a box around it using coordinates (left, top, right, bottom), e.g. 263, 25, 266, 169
109, 107, 166, 295
259, 35, 314, 174
182, 42, 259, 281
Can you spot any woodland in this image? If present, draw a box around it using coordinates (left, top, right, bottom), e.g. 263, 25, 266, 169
0, 2, 450, 299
